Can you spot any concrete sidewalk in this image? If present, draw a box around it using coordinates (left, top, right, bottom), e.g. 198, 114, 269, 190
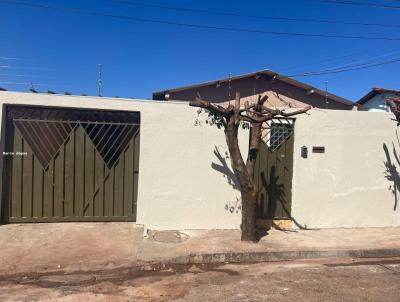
141, 227, 400, 264
0, 223, 399, 275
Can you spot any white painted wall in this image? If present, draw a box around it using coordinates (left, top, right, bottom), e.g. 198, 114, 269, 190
0, 92, 247, 230
292, 109, 400, 228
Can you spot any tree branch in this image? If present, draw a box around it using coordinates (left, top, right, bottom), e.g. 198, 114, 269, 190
387, 98, 400, 124
234, 92, 241, 111
240, 105, 312, 123
239, 112, 273, 123
258, 94, 269, 106
278, 105, 312, 117
239, 103, 255, 113
189, 98, 231, 116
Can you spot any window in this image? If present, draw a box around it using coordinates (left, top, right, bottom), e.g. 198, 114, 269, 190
267, 120, 294, 151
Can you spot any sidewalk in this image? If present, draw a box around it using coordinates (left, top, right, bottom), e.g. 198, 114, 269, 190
141, 227, 400, 264
0, 223, 399, 275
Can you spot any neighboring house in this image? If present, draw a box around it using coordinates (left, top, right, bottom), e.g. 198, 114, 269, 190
153, 69, 356, 110
357, 87, 400, 112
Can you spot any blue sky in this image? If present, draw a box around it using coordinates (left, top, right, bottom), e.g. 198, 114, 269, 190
0, 0, 399, 101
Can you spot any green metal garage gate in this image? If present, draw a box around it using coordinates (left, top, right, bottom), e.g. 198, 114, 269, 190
1, 106, 140, 223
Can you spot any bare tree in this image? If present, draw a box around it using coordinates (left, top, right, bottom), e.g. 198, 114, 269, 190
190, 92, 311, 242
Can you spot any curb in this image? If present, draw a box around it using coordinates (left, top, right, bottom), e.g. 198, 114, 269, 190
167, 248, 400, 265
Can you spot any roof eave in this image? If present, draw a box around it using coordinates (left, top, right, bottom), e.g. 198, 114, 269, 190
152, 69, 353, 106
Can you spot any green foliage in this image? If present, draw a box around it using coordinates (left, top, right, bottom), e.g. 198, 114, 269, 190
240, 120, 250, 130
205, 111, 224, 129
194, 108, 250, 130
194, 108, 223, 129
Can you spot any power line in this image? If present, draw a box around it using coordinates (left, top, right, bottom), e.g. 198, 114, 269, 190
0, 81, 89, 93
0, 81, 68, 86
0, 73, 41, 77
2, 0, 400, 41
0, 81, 88, 86
0, 64, 94, 76
325, 49, 400, 68
0, 65, 69, 72
313, 49, 400, 70
284, 49, 381, 72
0, 56, 30, 60
110, 0, 400, 28
0, 81, 33, 85
321, 0, 400, 9
287, 57, 400, 77
287, 48, 400, 72
296, 59, 400, 76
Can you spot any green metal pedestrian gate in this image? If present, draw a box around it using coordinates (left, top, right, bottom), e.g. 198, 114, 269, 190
254, 118, 295, 220
1, 106, 140, 223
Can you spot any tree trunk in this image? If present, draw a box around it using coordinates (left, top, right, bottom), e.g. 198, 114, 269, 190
225, 118, 257, 242
241, 189, 258, 241
246, 121, 262, 177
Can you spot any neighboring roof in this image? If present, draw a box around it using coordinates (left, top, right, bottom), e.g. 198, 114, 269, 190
357, 87, 400, 105
153, 69, 354, 107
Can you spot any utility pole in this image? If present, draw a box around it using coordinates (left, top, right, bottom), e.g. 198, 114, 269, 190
228, 73, 232, 101
325, 81, 329, 109
98, 64, 103, 97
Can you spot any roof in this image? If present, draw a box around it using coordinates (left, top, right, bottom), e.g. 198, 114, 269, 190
357, 87, 400, 105
153, 69, 354, 107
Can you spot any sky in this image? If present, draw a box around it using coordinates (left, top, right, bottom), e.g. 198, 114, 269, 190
0, 0, 399, 102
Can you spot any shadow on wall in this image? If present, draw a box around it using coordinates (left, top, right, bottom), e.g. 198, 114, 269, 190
258, 167, 284, 220
211, 146, 239, 190
211, 146, 241, 214
211, 145, 313, 228
383, 142, 400, 211
258, 168, 310, 230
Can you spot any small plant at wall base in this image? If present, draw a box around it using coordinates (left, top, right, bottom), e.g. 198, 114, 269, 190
190, 92, 311, 242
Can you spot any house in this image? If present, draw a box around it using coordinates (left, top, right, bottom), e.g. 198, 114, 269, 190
0, 91, 399, 231
153, 69, 356, 110
357, 87, 400, 112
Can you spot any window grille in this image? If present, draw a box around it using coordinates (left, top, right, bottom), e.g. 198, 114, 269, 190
263, 119, 294, 151
10, 108, 140, 170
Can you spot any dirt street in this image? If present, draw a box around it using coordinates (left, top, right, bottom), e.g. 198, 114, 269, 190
0, 257, 399, 301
